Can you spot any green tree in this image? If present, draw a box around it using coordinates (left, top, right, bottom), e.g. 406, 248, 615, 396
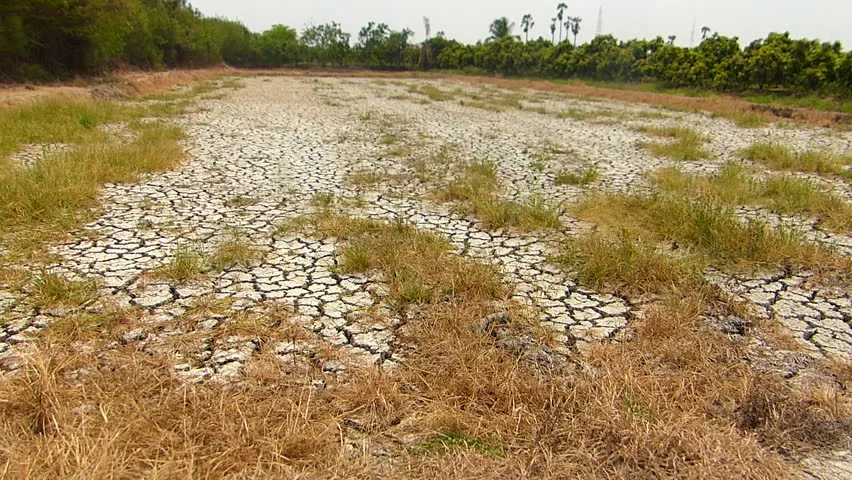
569, 16, 582, 47
488, 17, 515, 42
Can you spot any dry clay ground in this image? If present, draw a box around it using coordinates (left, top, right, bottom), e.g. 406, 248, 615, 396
1, 76, 851, 478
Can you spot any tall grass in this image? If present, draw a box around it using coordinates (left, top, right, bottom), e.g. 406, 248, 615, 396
653, 163, 852, 234
0, 122, 186, 227
437, 160, 562, 231
572, 192, 849, 274
635, 125, 712, 160
739, 142, 852, 178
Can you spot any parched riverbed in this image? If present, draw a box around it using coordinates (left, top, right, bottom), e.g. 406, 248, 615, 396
1, 76, 851, 478
1, 76, 851, 376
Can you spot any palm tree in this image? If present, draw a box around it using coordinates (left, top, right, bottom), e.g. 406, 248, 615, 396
700, 26, 711, 41
521, 14, 534, 43
556, 3, 567, 43
550, 18, 557, 44
667, 35, 676, 46
488, 17, 515, 41
569, 16, 582, 47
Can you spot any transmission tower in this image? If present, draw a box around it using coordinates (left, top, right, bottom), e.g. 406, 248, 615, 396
595, 6, 603, 37
690, 17, 696, 46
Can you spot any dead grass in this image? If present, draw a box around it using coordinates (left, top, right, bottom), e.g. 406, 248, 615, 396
653, 163, 852, 235
739, 142, 852, 179
1, 212, 849, 478
635, 125, 713, 161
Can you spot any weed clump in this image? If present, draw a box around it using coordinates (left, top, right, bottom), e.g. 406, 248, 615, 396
739, 142, 852, 178
555, 166, 600, 186
653, 163, 852, 235
635, 125, 712, 160
438, 160, 562, 231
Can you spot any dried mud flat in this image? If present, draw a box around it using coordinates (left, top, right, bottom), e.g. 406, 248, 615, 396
1, 76, 851, 478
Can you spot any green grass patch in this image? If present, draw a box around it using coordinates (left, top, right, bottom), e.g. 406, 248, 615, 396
555, 166, 600, 186
635, 125, 712, 161
408, 431, 504, 458
209, 234, 262, 271
0, 121, 186, 228
739, 142, 852, 178
652, 163, 852, 235
310, 215, 503, 307
573, 192, 848, 275
30, 272, 98, 307
409, 85, 456, 102
154, 246, 205, 282
712, 111, 771, 128
554, 229, 703, 296
437, 160, 561, 231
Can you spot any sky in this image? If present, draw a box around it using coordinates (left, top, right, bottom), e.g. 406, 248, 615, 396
189, 0, 852, 49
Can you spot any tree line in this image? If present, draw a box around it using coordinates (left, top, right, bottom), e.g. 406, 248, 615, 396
2, 0, 851, 95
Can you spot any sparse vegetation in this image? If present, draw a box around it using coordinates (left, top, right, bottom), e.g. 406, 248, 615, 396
3, 211, 846, 479
30, 272, 98, 307
653, 163, 852, 234
635, 125, 712, 160
437, 160, 562, 231
154, 246, 205, 282
572, 192, 849, 274
739, 142, 852, 178
209, 233, 263, 271
555, 166, 599, 186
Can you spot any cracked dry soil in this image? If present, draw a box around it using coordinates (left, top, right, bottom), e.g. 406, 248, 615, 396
0, 77, 851, 478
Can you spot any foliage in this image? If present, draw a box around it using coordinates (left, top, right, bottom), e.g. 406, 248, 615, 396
3, 1, 852, 97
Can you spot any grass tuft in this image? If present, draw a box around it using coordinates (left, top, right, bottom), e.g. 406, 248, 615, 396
572, 192, 849, 275
31, 272, 98, 307
635, 125, 712, 160
555, 166, 600, 186
653, 163, 852, 234
209, 233, 262, 271
154, 246, 205, 282
739, 142, 852, 178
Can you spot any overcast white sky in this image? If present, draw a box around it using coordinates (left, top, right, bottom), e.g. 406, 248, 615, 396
190, 0, 852, 49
